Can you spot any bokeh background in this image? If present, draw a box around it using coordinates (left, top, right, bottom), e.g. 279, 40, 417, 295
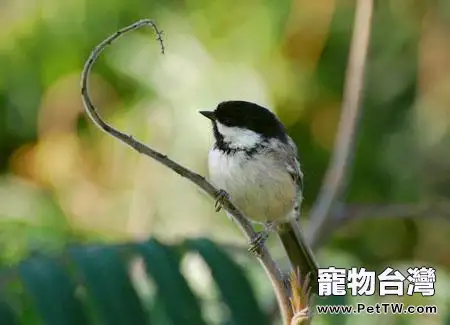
1, 0, 450, 324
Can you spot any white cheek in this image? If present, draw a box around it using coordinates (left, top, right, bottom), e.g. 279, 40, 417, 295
216, 122, 261, 148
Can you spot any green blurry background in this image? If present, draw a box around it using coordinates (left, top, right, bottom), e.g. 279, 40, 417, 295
1, 0, 450, 324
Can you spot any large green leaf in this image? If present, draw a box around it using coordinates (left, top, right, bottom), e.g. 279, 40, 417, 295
68, 245, 150, 325
1, 238, 273, 325
18, 256, 88, 325
136, 239, 207, 325
186, 238, 268, 325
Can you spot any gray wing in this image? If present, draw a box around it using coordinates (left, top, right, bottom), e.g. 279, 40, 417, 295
284, 137, 304, 218
285, 137, 303, 194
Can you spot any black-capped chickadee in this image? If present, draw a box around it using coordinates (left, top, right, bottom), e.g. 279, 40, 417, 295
200, 100, 318, 294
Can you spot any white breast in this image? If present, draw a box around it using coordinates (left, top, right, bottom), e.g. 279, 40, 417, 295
208, 148, 296, 223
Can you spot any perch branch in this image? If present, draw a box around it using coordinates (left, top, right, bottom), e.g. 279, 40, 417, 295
80, 19, 293, 323
307, 0, 374, 250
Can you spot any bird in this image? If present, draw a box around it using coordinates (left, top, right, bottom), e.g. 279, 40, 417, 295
200, 100, 318, 294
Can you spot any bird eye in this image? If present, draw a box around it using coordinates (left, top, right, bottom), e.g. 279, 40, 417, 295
217, 114, 232, 126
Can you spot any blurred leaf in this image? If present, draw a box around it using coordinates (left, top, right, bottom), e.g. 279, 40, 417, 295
18, 256, 87, 325
186, 238, 268, 325
445, 306, 450, 325
136, 239, 207, 325
147, 294, 172, 325
1, 238, 276, 324
0, 299, 18, 325
68, 245, 149, 325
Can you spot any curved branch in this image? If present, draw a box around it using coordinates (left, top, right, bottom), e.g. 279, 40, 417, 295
80, 19, 293, 323
307, 0, 374, 250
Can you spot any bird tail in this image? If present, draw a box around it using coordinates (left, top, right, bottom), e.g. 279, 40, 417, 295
277, 219, 319, 295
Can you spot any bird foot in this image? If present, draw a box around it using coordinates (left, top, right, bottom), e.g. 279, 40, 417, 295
214, 189, 230, 212
248, 221, 278, 255
248, 228, 271, 255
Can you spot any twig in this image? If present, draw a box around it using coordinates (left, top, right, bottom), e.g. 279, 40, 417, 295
334, 203, 420, 222
289, 268, 312, 325
80, 19, 293, 324
307, 0, 375, 250
334, 202, 450, 223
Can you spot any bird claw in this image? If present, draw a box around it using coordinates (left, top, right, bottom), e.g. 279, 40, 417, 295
214, 189, 230, 212
248, 231, 269, 255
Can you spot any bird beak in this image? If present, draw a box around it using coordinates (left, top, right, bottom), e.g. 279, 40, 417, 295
199, 110, 216, 121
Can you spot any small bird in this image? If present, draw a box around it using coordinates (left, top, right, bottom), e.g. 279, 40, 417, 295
200, 100, 318, 294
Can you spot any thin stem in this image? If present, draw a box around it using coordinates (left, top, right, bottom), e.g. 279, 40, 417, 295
307, 0, 375, 250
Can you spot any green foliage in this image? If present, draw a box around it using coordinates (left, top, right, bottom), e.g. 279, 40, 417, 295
136, 240, 206, 325
68, 245, 148, 325
0, 238, 267, 325
0, 299, 18, 325
186, 239, 268, 325
18, 256, 88, 325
